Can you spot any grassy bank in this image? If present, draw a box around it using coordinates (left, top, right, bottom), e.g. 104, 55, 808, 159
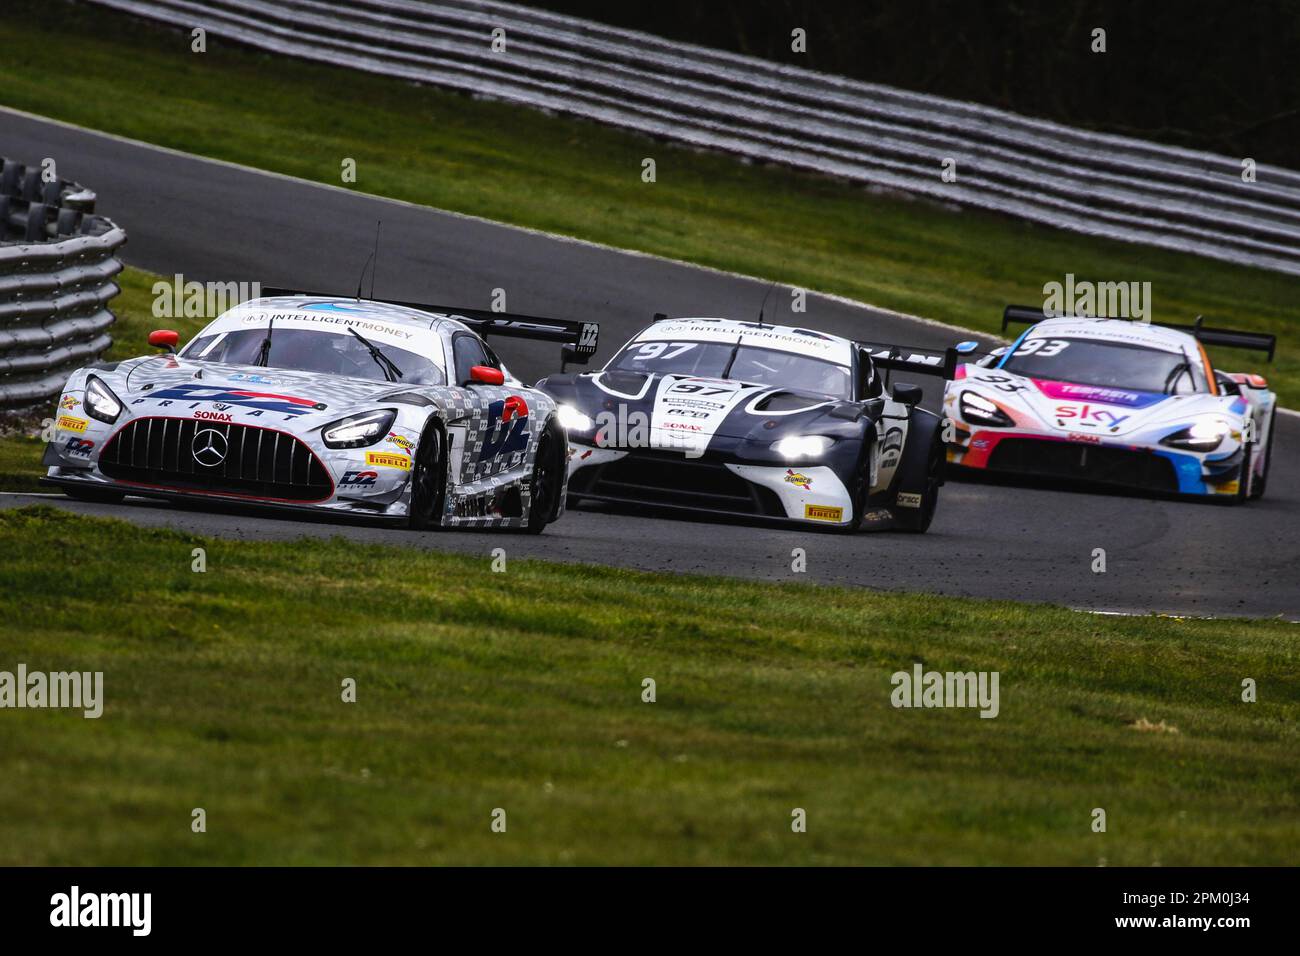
0, 0, 1296, 403
0, 505, 1295, 864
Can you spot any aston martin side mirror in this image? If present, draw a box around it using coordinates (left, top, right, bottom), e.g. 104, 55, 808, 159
892, 383, 923, 406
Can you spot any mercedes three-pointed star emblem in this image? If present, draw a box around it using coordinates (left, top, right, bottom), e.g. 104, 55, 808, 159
192, 428, 229, 467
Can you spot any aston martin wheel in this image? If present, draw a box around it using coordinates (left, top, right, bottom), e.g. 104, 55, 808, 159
892, 432, 943, 533
525, 419, 565, 534
839, 438, 876, 533
408, 424, 448, 530
842, 480, 867, 534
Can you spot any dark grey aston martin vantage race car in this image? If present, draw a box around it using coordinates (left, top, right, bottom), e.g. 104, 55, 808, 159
536, 315, 957, 532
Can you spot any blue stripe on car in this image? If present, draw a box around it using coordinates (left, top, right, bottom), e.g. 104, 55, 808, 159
997, 327, 1033, 368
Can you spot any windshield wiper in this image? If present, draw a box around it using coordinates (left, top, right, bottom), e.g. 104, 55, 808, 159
1162, 360, 1191, 394
255, 314, 275, 367
348, 326, 403, 382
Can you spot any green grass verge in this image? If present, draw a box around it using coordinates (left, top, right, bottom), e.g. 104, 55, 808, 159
0, 505, 1295, 865
0, 431, 45, 494
2, 0, 1297, 402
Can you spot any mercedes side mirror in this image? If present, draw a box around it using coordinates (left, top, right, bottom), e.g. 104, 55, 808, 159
148, 329, 179, 353
467, 365, 505, 386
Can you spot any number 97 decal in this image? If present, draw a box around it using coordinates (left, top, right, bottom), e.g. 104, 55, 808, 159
630, 341, 697, 361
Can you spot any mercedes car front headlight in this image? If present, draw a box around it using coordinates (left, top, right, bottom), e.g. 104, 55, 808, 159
322, 409, 397, 449
83, 375, 123, 424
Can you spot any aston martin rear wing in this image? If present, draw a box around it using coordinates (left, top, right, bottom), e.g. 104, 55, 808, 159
1001, 304, 1275, 361
857, 341, 959, 380
262, 288, 600, 364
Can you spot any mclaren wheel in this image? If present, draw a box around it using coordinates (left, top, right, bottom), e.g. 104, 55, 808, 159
1249, 409, 1275, 500
1234, 440, 1251, 503
408, 424, 448, 530
525, 418, 566, 534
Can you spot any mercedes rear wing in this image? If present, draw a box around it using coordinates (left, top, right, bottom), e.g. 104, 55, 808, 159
1001, 304, 1275, 361
262, 288, 600, 365
857, 340, 959, 381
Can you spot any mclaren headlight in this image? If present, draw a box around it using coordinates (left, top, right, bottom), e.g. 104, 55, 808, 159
556, 403, 594, 433
959, 390, 1013, 427
771, 435, 834, 459
322, 409, 397, 449
1161, 420, 1229, 452
83, 375, 123, 424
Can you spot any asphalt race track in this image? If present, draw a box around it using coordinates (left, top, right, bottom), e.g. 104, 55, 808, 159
4, 107, 1298, 619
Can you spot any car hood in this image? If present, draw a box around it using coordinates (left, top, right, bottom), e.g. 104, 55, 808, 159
542, 369, 859, 454
103, 354, 409, 428
955, 366, 1246, 437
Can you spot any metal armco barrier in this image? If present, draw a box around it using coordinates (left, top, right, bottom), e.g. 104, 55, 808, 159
0, 156, 126, 409
86, 0, 1300, 276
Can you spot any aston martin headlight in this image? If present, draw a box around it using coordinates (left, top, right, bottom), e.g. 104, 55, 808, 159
322, 409, 397, 448
556, 403, 594, 433
959, 390, 1013, 427
83, 375, 123, 424
771, 435, 834, 459
1161, 420, 1229, 451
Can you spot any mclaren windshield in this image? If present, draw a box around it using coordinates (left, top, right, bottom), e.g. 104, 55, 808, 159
1000, 337, 1207, 394
180, 327, 446, 385
611, 339, 852, 399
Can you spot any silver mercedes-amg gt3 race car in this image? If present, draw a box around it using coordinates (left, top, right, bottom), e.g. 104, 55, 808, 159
41, 292, 600, 532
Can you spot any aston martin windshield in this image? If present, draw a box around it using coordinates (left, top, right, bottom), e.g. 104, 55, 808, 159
611, 340, 852, 398
181, 328, 446, 385
1000, 338, 1204, 394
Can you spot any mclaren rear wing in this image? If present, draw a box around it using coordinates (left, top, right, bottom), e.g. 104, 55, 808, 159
1001, 304, 1275, 361
1168, 317, 1276, 361
262, 288, 600, 364
1001, 304, 1050, 332
857, 341, 960, 381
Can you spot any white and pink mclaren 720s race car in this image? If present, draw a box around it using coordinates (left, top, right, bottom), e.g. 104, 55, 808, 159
944, 306, 1278, 501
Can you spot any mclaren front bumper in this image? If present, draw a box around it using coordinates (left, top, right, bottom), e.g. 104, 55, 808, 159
947, 429, 1244, 496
